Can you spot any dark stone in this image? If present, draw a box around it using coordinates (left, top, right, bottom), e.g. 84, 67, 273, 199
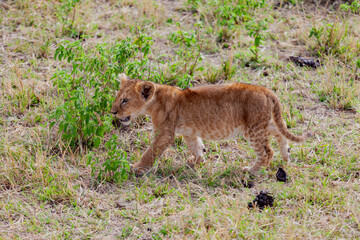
276, 168, 287, 182
289, 56, 321, 69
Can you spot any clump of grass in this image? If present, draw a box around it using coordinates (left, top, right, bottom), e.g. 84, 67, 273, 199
306, 19, 360, 62
0, 66, 42, 115
314, 60, 360, 110
200, 54, 236, 82
0, 137, 72, 198
108, 0, 166, 30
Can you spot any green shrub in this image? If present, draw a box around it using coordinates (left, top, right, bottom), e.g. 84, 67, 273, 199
187, 0, 266, 29
308, 22, 350, 58
245, 17, 270, 62
51, 34, 153, 149
340, 0, 360, 14
56, 0, 82, 37
186, 0, 269, 63
167, 23, 204, 88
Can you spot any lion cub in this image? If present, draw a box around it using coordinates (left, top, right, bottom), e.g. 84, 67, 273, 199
111, 73, 311, 175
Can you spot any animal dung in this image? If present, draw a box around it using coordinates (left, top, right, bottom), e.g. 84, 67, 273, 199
248, 191, 274, 211
276, 167, 287, 182
289, 56, 321, 69
241, 179, 254, 188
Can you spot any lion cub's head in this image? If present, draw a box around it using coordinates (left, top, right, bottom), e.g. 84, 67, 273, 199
111, 73, 156, 125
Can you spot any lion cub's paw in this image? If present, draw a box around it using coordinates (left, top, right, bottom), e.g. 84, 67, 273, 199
186, 161, 196, 169
242, 166, 257, 174
186, 157, 203, 169
130, 163, 150, 177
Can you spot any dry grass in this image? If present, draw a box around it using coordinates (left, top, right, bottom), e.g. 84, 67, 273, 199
1, 0, 360, 239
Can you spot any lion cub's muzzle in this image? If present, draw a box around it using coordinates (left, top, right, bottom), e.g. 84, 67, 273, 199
115, 115, 131, 125
111, 110, 131, 125
120, 116, 131, 123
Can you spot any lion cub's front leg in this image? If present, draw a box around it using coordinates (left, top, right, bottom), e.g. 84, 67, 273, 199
131, 129, 174, 176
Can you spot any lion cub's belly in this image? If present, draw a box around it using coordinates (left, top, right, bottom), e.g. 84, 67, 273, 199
175, 124, 243, 140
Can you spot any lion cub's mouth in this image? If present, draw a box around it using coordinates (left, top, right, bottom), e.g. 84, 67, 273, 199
120, 116, 131, 123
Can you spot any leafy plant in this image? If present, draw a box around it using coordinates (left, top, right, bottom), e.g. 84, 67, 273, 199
245, 18, 269, 62
56, 0, 82, 37
187, 0, 266, 29
187, 0, 269, 63
340, 0, 360, 14
167, 23, 204, 88
215, 0, 266, 28
309, 25, 324, 50
308, 22, 350, 58
86, 135, 129, 182
51, 34, 154, 149
222, 57, 236, 80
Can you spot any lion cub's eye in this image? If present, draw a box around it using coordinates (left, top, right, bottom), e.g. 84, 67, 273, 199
121, 98, 129, 105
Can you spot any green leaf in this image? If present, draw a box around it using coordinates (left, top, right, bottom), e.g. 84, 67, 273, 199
49, 122, 56, 129
93, 136, 101, 148
254, 36, 261, 47
96, 125, 106, 137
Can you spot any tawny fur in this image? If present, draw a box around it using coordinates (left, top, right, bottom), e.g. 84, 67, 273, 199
111, 73, 311, 175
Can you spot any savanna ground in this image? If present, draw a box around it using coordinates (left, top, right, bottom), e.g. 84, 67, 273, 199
1, 0, 360, 239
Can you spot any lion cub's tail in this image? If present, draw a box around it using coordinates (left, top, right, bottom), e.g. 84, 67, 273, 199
269, 94, 312, 143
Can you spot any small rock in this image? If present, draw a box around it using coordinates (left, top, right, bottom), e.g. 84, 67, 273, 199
248, 191, 274, 211
276, 168, 287, 182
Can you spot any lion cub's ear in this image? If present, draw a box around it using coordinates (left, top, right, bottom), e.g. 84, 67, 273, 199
118, 73, 129, 84
136, 81, 156, 101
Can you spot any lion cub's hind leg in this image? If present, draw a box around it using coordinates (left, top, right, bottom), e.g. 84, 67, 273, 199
243, 128, 274, 174
184, 136, 205, 168
268, 122, 290, 163
264, 141, 275, 166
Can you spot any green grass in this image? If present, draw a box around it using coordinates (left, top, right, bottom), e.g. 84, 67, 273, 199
0, 0, 360, 239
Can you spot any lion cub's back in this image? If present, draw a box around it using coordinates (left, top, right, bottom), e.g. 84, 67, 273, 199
175, 83, 272, 140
